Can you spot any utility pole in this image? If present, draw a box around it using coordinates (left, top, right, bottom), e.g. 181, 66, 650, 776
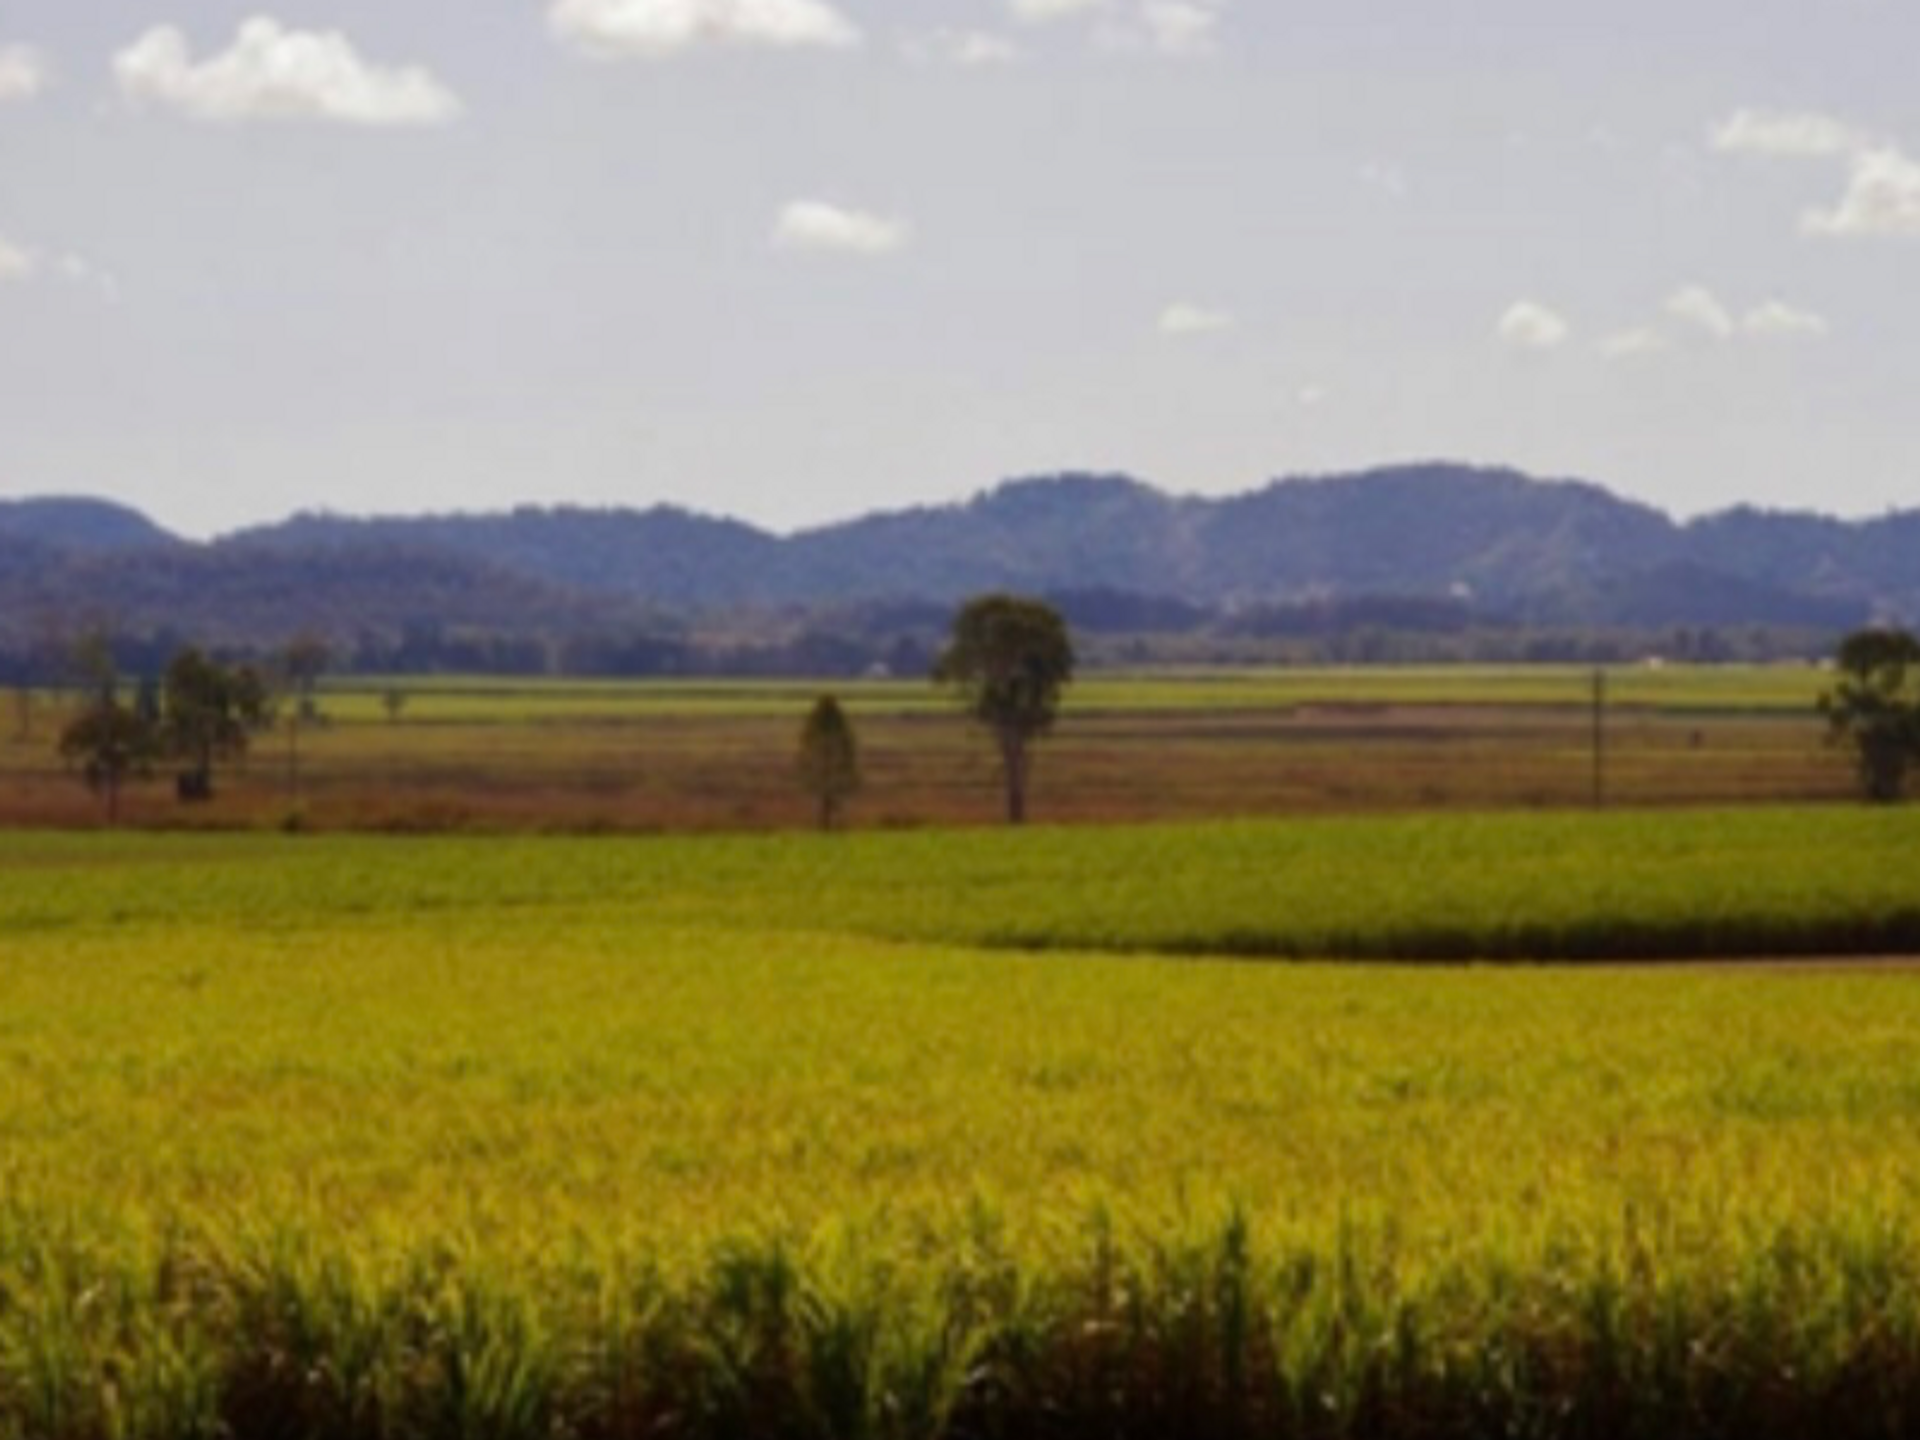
1590, 667, 1607, 809
286, 711, 300, 807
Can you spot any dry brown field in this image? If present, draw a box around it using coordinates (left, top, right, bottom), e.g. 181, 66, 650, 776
0, 666, 1849, 831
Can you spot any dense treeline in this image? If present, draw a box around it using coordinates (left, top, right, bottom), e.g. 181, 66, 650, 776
0, 613, 1840, 685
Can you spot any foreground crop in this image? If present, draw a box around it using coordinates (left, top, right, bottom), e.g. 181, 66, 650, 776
10, 1216, 1920, 1440
2, 811, 1919, 1437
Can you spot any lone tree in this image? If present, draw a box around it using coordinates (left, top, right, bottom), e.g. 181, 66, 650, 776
56, 634, 157, 824
162, 647, 272, 801
934, 593, 1075, 825
796, 694, 861, 831
1819, 626, 1920, 803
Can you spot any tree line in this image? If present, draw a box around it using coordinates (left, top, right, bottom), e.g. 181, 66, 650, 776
0, 602, 1856, 689
50, 598, 1080, 829
57, 639, 275, 823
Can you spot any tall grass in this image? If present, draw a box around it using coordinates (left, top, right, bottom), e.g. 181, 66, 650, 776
3, 813, 1920, 1436
7, 1215, 1920, 1439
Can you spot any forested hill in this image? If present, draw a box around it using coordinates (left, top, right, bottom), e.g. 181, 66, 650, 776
0, 465, 1911, 652
223, 465, 1914, 616
0, 496, 179, 554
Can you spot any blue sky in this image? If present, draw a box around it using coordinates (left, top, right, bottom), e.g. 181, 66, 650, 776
1, 1, 1914, 537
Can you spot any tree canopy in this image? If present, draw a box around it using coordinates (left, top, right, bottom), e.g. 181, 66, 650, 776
796, 694, 861, 831
934, 594, 1075, 825
162, 647, 272, 801
55, 632, 158, 823
1819, 627, 1920, 803
58, 695, 158, 824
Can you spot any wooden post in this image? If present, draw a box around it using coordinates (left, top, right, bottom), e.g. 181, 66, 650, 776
1591, 667, 1606, 809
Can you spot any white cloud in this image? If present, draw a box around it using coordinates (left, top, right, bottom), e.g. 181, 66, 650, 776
1709, 108, 1920, 242
1096, 0, 1226, 56
1135, 2, 1220, 55
1010, 0, 1227, 58
56, 253, 120, 302
1496, 301, 1570, 351
1009, 0, 1109, 24
0, 237, 35, 283
1742, 300, 1829, 339
1157, 302, 1233, 335
1600, 289, 1829, 356
1710, 108, 1872, 160
1599, 327, 1669, 360
0, 239, 120, 298
1296, 384, 1330, 408
0, 43, 48, 103
1664, 285, 1735, 341
1357, 160, 1408, 199
901, 29, 1021, 67
113, 18, 462, 126
551, 0, 861, 58
1802, 146, 1920, 239
772, 200, 910, 256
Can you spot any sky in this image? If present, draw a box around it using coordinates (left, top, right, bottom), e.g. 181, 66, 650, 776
0, 0, 1915, 539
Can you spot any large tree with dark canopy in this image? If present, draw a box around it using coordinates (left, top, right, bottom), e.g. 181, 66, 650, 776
934, 593, 1075, 825
162, 647, 271, 801
1819, 627, 1920, 803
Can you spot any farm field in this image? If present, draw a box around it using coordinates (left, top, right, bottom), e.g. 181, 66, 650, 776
3, 810, 1920, 1438
1, 664, 1847, 830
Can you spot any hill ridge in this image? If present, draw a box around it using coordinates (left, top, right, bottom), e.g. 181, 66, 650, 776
0, 463, 1910, 650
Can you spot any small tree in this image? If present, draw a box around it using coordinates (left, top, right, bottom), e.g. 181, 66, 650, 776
934, 593, 1075, 825
1819, 626, 1920, 803
382, 686, 408, 724
56, 636, 157, 823
797, 694, 861, 831
59, 696, 158, 823
162, 647, 272, 801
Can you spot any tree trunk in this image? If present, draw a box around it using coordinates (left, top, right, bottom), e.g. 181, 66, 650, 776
1000, 730, 1028, 825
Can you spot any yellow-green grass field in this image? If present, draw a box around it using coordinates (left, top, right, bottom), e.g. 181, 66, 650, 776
2, 809, 1919, 1438
1, 664, 1851, 831
308, 664, 1831, 720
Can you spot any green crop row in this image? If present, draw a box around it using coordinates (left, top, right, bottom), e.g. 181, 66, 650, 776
2, 806, 1914, 962
308, 663, 1825, 725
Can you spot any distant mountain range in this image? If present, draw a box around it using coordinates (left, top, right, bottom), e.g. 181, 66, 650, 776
0, 465, 1911, 656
